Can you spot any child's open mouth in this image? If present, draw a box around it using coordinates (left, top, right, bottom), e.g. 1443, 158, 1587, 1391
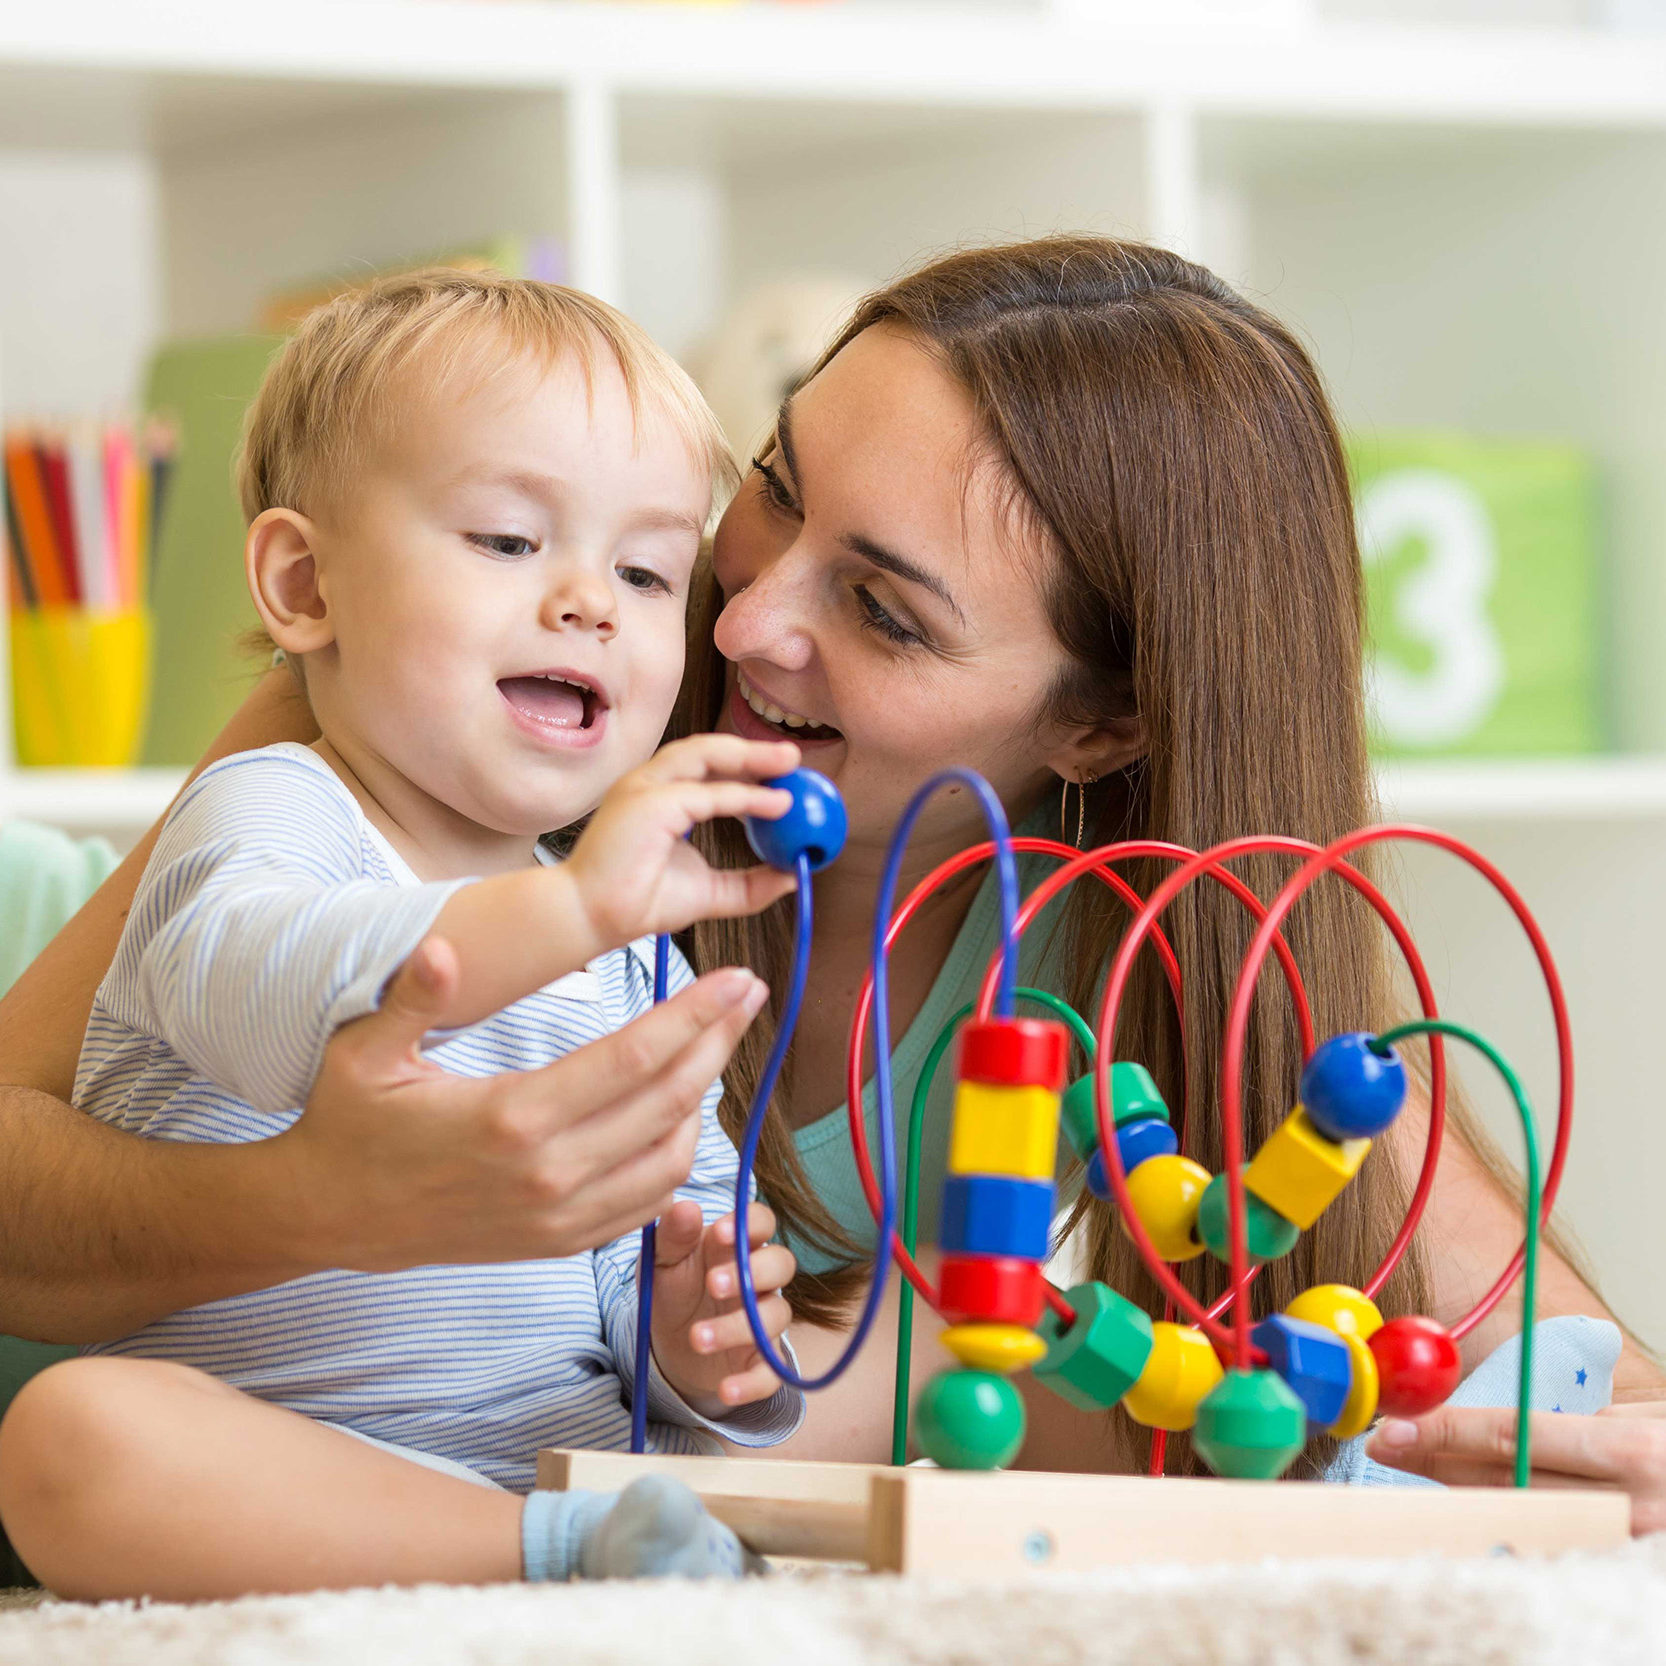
498, 671, 605, 738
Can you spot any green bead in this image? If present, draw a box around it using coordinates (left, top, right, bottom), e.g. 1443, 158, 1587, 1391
913, 1368, 1026, 1470
1034, 1281, 1156, 1412
1196, 1167, 1301, 1265
1192, 1369, 1307, 1480
1060, 1062, 1169, 1159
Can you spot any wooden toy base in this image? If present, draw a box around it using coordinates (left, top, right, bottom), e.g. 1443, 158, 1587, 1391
537, 1448, 1630, 1573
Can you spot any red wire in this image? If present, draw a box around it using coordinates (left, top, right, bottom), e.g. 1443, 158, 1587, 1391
1221, 825, 1571, 1342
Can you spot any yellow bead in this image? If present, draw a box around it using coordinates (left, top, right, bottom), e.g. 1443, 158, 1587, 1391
1242, 1108, 1370, 1230
948, 1082, 1060, 1181
1121, 1322, 1225, 1431
1328, 1332, 1379, 1439
1285, 1283, 1385, 1342
1121, 1153, 1211, 1262
941, 1323, 1048, 1374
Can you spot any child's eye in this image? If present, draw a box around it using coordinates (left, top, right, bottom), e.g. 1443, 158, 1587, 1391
750, 456, 800, 517
469, 533, 537, 560
620, 565, 671, 595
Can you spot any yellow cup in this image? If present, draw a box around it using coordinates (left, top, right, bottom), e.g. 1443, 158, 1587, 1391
10, 607, 152, 768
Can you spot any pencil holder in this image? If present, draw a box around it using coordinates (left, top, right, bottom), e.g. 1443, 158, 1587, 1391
10, 606, 152, 767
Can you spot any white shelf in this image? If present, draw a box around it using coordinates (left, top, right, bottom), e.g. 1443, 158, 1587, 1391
2, 768, 185, 836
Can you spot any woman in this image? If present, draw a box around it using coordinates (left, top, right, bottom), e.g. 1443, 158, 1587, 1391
0, 236, 1656, 1531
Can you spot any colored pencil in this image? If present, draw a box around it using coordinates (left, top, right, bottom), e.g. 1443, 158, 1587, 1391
68, 425, 108, 610
4, 483, 35, 610
4, 435, 70, 606
36, 436, 81, 605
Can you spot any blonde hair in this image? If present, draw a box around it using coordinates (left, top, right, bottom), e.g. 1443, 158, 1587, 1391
237, 266, 735, 524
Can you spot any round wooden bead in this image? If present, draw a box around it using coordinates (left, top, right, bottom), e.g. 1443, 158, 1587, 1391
914, 1367, 1026, 1469
1121, 1322, 1225, 1431
1193, 1369, 1307, 1480
938, 1253, 1047, 1328
1120, 1154, 1211, 1262
1060, 1062, 1169, 1159
1250, 1313, 1352, 1428
1085, 1118, 1180, 1199
1033, 1281, 1156, 1412
959, 1018, 1070, 1091
1285, 1283, 1384, 1342
1328, 1332, 1379, 1439
743, 767, 847, 873
1299, 1032, 1408, 1142
941, 1323, 1048, 1374
1196, 1167, 1301, 1265
1369, 1316, 1462, 1417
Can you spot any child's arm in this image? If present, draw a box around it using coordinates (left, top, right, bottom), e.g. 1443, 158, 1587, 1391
412, 733, 799, 1033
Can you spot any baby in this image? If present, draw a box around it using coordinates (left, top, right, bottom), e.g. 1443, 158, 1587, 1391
0, 271, 806, 1599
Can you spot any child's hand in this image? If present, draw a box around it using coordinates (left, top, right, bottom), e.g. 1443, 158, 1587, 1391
564, 733, 801, 952
648, 1198, 796, 1418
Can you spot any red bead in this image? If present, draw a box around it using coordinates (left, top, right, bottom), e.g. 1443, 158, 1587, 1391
1368, 1316, 1462, 1417
957, 1019, 1070, 1091
938, 1253, 1047, 1327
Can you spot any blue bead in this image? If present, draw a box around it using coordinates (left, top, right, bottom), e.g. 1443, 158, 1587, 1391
940, 1174, 1055, 1261
1299, 1032, 1407, 1141
1085, 1117, 1180, 1200
1251, 1312, 1353, 1427
743, 767, 848, 873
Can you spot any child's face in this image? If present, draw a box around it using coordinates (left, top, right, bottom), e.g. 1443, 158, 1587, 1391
309, 348, 710, 837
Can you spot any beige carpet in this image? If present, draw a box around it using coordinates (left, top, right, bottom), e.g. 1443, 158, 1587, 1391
5, 1541, 1666, 1665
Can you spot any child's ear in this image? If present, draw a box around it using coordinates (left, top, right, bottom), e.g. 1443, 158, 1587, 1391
246, 508, 334, 657
1044, 714, 1146, 788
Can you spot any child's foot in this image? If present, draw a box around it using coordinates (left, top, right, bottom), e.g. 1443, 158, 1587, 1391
580, 1475, 756, 1579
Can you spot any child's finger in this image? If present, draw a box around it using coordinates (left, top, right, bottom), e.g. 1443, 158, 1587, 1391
743, 1202, 779, 1247
651, 1198, 706, 1266
675, 782, 795, 827
692, 1294, 789, 1356
717, 1360, 784, 1408
643, 734, 801, 785
706, 1242, 794, 1303
699, 867, 800, 922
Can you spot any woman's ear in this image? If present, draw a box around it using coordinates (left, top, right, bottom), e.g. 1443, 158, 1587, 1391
1045, 714, 1146, 786
246, 508, 334, 658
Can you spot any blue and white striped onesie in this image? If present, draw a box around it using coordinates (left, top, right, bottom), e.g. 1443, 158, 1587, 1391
75, 742, 802, 1492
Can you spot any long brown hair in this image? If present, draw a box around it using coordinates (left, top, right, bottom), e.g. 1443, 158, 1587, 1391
677, 235, 1433, 1475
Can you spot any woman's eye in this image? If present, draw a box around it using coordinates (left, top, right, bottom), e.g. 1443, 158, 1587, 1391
620, 565, 671, 595
855, 585, 923, 649
469, 532, 537, 560
750, 456, 800, 517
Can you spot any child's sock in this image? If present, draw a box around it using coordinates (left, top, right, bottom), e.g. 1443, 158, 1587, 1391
521, 1475, 758, 1581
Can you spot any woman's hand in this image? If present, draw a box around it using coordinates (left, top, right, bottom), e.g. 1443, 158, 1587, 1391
564, 734, 801, 950
648, 1199, 795, 1417
1366, 1402, 1666, 1533
267, 936, 771, 1273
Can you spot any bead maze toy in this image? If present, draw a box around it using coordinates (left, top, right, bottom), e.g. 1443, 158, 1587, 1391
542, 768, 1629, 1571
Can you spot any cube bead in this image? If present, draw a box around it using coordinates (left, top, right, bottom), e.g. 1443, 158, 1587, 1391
938, 1253, 1047, 1327
1285, 1283, 1384, 1342
1242, 1108, 1370, 1231
940, 1322, 1048, 1374
1085, 1118, 1180, 1199
1121, 1153, 1212, 1262
958, 1018, 1070, 1091
940, 1174, 1055, 1261
1299, 1032, 1408, 1142
1121, 1322, 1225, 1431
1328, 1333, 1379, 1439
914, 1367, 1026, 1470
948, 1082, 1060, 1181
1060, 1061, 1169, 1159
1193, 1369, 1308, 1480
1196, 1167, 1301, 1265
1369, 1316, 1462, 1418
1033, 1281, 1156, 1412
1251, 1313, 1353, 1428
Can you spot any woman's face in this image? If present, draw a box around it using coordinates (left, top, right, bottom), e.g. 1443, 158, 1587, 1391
711, 323, 1097, 857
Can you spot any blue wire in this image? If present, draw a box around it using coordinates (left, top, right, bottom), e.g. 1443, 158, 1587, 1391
732, 767, 1020, 1391
629, 933, 673, 1455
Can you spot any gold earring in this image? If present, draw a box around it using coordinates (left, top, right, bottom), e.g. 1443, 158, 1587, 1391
1060, 770, 1099, 850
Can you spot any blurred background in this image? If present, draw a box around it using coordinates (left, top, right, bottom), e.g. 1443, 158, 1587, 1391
1, 0, 1662, 1343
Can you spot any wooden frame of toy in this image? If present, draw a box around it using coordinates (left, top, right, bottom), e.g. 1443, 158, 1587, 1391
537, 767, 1630, 1571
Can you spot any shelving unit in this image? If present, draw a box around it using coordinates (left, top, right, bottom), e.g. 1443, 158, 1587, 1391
3, 0, 1665, 1340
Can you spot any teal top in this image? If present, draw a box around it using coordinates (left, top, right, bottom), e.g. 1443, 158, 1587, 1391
788, 806, 1077, 1274
0, 820, 117, 997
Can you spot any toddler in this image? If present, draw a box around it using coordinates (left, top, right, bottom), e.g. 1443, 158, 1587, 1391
0, 271, 806, 1599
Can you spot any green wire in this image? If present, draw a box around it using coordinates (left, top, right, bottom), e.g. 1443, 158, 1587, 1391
889, 988, 1096, 1465
1375, 1018, 1541, 1489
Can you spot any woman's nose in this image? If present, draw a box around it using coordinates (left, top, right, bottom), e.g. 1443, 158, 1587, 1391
712, 555, 814, 672
541, 564, 618, 638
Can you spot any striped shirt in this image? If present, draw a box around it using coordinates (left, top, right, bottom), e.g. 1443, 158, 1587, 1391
77, 743, 802, 1491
